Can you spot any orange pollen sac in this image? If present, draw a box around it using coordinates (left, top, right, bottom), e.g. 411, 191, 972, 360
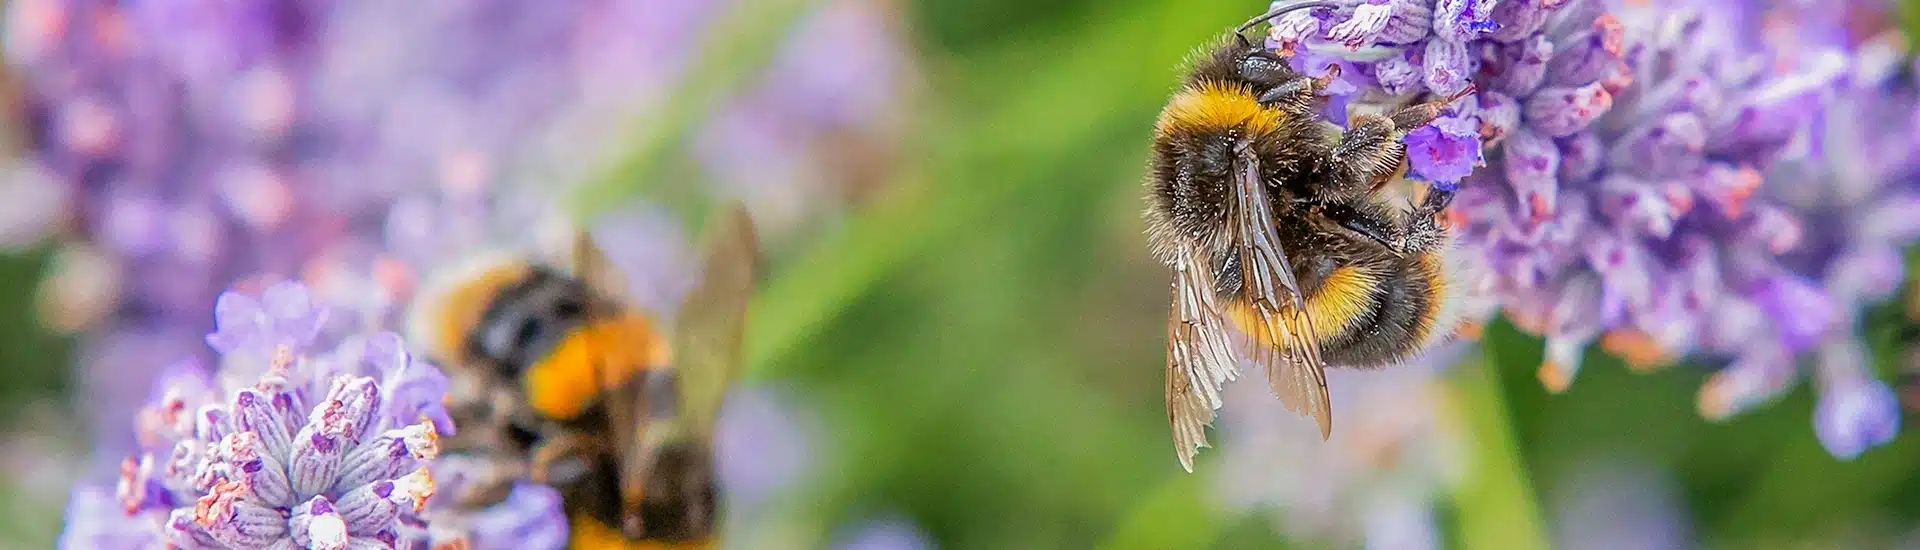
1600, 330, 1670, 372
525, 313, 666, 420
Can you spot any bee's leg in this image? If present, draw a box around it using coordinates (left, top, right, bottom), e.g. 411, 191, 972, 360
1258, 64, 1341, 117
1328, 85, 1477, 203
452, 453, 526, 509
1400, 187, 1456, 254
527, 431, 610, 484
1319, 202, 1400, 253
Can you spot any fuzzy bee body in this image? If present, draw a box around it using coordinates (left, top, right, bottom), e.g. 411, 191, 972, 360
411, 207, 759, 549
1145, 4, 1475, 472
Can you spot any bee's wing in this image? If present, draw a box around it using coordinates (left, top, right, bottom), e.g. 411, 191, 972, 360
1165, 244, 1241, 473
570, 226, 634, 306
671, 204, 760, 442
1228, 141, 1332, 439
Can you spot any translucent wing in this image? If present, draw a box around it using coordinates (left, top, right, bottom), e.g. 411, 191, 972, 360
1165, 244, 1241, 472
1228, 140, 1332, 440
672, 204, 760, 442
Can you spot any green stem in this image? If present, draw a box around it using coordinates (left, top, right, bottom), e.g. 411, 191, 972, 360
1448, 357, 1551, 550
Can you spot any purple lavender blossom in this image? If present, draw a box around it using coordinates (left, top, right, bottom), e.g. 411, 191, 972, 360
1758, 26, 1918, 460
8, 0, 914, 486
1266, 0, 1916, 459
59, 281, 452, 549
420, 455, 569, 550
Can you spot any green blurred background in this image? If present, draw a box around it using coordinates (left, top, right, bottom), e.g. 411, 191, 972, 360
8, 0, 1920, 548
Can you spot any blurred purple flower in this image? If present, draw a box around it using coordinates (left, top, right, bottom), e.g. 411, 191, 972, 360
7, 0, 914, 475
1217, 345, 1470, 548
716, 385, 821, 512
832, 515, 937, 550
1550, 457, 1693, 550
60, 281, 450, 549
419, 455, 569, 550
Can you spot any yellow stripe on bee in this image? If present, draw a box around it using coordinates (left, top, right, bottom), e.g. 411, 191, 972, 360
526, 313, 672, 420
570, 514, 714, 550
1225, 265, 1379, 347
1156, 80, 1284, 137
1409, 252, 1446, 345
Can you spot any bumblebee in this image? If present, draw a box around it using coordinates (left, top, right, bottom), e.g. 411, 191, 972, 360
410, 205, 760, 548
1143, 3, 1478, 472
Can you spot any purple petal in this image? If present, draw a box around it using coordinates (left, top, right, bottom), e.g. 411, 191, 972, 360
1693, 163, 1762, 220
1489, 35, 1550, 96
1698, 344, 1795, 421
1813, 340, 1901, 460
1404, 115, 1482, 187
1823, 245, 1904, 309
1502, 128, 1561, 224
1464, 91, 1520, 145
1371, 50, 1425, 96
1607, 112, 1705, 180
1582, 233, 1656, 312
1597, 175, 1678, 238
1544, 14, 1624, 87
458, 483, 569, 550
1746, 274, 1835, 352
1422, 38, 1475, 95
1327, 1, 1396, 50
1813, 378, 1900, 460
1859, 193, 1920, 243
1488, 0, 1552, 42
206, 290, 266, 356
260, 281, 326, 350
1738, 205, 1803, 254
1525, 82, 1613, 137
1432, 0, 1497, 43
1555, 131, 1602, 183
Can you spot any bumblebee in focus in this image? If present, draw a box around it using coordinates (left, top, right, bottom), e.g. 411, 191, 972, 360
1143, 3, 1478, 471
410, 205, 760, 548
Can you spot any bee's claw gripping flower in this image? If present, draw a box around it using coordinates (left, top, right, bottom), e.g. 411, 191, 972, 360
62, 282, 459, 548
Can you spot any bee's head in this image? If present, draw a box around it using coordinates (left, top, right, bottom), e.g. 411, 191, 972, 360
1231, 45, 1298, 90
467, 266, 593, 378
1228, 2, 1339, 88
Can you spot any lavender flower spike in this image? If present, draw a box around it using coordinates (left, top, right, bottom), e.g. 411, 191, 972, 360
60, 281, 453, 549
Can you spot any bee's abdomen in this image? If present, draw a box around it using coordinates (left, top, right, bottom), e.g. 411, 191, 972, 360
1320, 253, 1445, 368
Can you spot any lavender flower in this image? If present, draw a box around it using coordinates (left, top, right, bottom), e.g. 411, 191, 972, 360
1763, 29, 1919, 459
6, 0, 915, 466
60, 281, 452, 549
1271, 0, 1916, 458
418, 456, 569, 550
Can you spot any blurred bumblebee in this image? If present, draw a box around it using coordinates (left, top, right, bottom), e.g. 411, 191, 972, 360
410, 205, 760, 549
1143, 3, 1479, 472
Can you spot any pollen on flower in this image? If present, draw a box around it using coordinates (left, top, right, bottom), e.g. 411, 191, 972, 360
402, 420, 442, 460
192, 479, 246, 528
271, 343, 295, 371
1539, 361, 1574, 394
310, 511, 350, 550
1601, 330, 1671, 372
393, 468, 437, 513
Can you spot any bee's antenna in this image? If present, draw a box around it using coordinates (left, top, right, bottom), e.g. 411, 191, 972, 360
1235, 1, 1342, 39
